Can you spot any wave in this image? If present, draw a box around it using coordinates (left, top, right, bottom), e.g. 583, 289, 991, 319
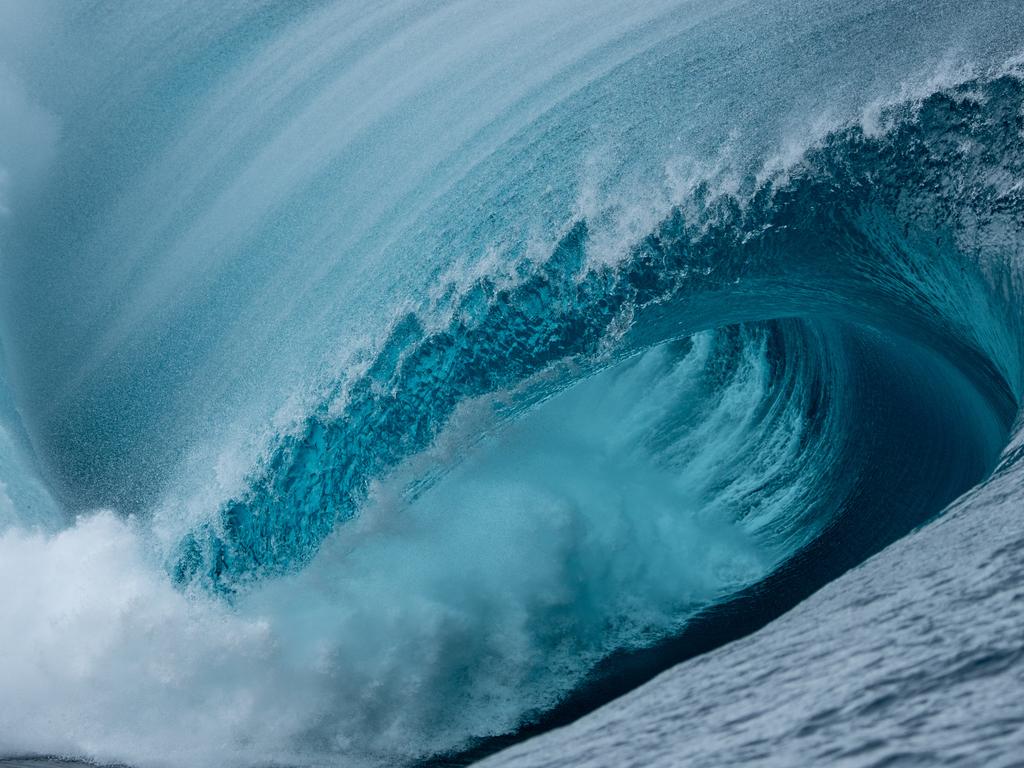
1, 3, 1024, 768
174, 72, 1024, 594
154, 72, 1017, 762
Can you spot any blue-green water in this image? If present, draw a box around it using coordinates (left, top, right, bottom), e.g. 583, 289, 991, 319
1, 3, 1023, 767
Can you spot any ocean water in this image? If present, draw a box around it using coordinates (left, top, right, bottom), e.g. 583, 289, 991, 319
0, 2, 1022, 767
480, 434, 1024, 768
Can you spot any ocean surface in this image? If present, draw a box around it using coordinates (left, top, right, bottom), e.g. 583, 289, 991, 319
0, 2, 1022, 767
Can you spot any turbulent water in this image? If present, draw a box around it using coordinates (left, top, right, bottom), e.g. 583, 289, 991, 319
1, 2, 1023, 767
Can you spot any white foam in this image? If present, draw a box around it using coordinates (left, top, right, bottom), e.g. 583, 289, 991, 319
0, 333, 813, 767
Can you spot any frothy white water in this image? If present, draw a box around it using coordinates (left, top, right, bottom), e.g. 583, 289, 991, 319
0, 513, 297, 767
0, 334, 805, 766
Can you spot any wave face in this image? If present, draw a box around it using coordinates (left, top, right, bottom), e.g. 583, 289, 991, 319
1, 2, 1024, 767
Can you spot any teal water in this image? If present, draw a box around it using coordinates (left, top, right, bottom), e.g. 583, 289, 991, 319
1, 3, 1023, 767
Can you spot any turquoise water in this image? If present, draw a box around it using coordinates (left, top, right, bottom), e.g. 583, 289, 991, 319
1, 3, 1023, 766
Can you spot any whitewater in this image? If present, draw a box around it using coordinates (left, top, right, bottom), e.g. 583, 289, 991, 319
1, 2, 1023, 767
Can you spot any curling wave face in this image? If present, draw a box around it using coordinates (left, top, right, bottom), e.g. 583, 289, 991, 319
1, 2, 1024, 767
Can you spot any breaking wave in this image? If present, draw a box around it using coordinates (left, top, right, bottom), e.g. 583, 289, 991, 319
1, 3, 1023, 767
